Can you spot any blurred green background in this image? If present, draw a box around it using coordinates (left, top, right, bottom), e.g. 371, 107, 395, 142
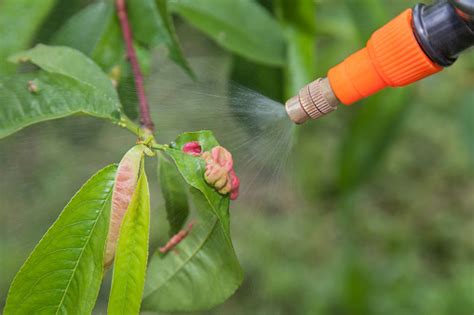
0, 0, 473, 314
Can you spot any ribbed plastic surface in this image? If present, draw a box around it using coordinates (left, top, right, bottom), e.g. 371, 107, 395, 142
367, 9, 442, 86
298, 82, 322, 119
328, 9, 442, 105
300, 78, 337, 119
285, 78, 338, 124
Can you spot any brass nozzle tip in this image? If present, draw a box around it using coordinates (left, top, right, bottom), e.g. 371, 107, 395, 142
285, 77, 339, 124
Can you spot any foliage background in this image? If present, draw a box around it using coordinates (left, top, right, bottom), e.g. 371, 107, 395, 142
0, 0, 473, 314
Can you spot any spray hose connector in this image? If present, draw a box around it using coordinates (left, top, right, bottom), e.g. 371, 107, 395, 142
285, 78, 338, 124
286, 0, 474, 124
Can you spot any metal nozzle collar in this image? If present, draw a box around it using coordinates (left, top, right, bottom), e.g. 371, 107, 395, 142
285, 77, 339, 124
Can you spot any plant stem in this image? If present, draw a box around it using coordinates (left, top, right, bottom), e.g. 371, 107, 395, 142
151, 144, 169, 151
120, 115, 144, 138
115, 0, 154, 133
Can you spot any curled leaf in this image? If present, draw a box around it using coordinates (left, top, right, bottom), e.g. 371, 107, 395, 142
182, 141, 202, 156
143, 131, 243, 311
228, 169, 240, 200
108, 166, 150, 315
159, 222, 194, 254
104, 144, 146, 267
202, 146, 240, 200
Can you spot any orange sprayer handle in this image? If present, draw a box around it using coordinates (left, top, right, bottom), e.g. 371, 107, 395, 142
285, 4, 473, 125
327, 9, 442, 105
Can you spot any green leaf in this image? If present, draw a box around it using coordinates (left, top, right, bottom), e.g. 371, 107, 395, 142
0, 0, 57, 74
105, 144, 148, 268
10, 44, 118, 101
338, 89, 411, 193
4, 164, 117, 315
34, 0, 89, 44
143, 188, 243, 311
128, 0, 193, 76
345, 0, 388, 42
275, 0, 317, 97
143, 130, 242, 311
159, 153, 190, 235
459, 92, 474, 168
170, 0, 286, 66
51, 3, 157, 120
50, 2, 162, 120
51, 2, 113, 57
168, 131, 229, 230
108, 164, 150, 315
51, 2, 124, 71
174, 130, 220, 151
283, 27, 316, 97
275, 0, 316, 34
0, 72, 120, 139
0, 46, 121, 139
168, 149, 229, 229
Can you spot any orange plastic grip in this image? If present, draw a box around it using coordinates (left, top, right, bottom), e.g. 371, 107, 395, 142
328, 9, 442, 105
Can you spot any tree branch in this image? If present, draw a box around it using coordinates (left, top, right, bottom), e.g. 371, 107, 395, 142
116, 0, 154, 132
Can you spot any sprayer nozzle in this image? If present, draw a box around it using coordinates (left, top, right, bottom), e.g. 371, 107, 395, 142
285, 77, 339, 124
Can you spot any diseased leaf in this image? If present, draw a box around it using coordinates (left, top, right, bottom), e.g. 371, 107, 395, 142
168, 131, 229, 230
105, 145, 147, 268
0, 45, 121, 139
0, 0, 57, 74
143, 130, 242, 311
170, 0, 286, 66
159, 153, 190, 235
4, 164, 117, 315
108, 164, 150, 315
128, 0, 193, 76
143, 188, 242, 312
174, 130, 220, 152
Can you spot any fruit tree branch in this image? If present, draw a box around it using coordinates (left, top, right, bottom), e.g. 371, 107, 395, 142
116, 0, 154, 132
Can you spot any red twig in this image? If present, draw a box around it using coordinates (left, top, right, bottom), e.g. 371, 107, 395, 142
115, 0, 154, 132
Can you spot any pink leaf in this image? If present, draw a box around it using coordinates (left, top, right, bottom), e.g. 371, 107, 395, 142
202, 146, 240, 200
182, 141, 202, 156
104, 145, 145, 268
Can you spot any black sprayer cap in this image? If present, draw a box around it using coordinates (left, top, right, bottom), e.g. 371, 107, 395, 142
449, 0, 474, 17
412, 0, 474, 67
